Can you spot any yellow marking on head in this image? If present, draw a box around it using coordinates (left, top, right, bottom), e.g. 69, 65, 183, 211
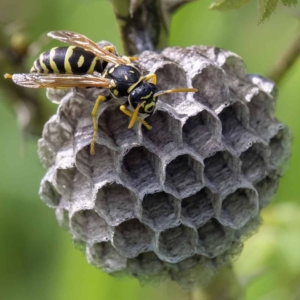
50, 48, 59, 73
113, 89, 119, 96
64, 46, 75, 74
127, 76, 143, 93
110, 80, 116, 88
108, 67, 115, 74
4, 73, 12, 79
87, 57, 98, 74
130, 70, 135, 73
77, 55, 85, 68
144, 102, 155, 113
40, 53, 49, 73
140, 91, 153, 100
125, 75, 128, 80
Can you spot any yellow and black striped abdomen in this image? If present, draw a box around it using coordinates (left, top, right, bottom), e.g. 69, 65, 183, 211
30, 46, 105, 74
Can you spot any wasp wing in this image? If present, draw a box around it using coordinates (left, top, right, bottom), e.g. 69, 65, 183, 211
48, 31, 128, 65
11, 73, 112, 89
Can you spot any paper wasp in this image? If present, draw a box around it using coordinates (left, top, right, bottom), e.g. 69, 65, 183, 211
5, 31, 198, 154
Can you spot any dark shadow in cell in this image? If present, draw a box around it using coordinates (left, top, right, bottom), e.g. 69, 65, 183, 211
141, 192, 180, 231
95, 183, 136, 226
181, 188, 214, 228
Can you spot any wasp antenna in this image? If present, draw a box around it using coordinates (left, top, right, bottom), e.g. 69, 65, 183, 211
4, 73, 13, 79
128, 101, 146, 129
154, 88, 198, 98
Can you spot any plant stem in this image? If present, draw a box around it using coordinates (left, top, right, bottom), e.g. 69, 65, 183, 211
268, 28, 300, 84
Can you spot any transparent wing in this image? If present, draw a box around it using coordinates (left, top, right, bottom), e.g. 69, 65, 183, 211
11, 73, 112, 89
48, 31, 128, 65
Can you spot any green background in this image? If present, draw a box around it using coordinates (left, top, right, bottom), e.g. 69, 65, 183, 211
0, 0, 299, 299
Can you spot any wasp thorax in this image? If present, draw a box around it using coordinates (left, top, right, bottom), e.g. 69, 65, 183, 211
105, 64, 142, 97
129, 82, 159, 114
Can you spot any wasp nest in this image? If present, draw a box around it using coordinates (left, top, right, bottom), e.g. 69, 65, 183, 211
38, 44, 291, 289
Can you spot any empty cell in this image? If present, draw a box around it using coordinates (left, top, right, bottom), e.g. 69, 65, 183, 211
197, 219, 232, 257
204, 151, 236, 192
155, 64, 188, 108
218, 188, 258, 229
95, 183, 136, 226
141, 192, 180, 231
43, 118, 72, 152
112, 219, 153, 258
219, 102, 257, 153
165, 154, 204, 198
269, 127, 291, 171
76, 144, 115, 183
142, 110, 181, 153
121, 146, 159, 191
127, 252, 164, 277
156, 225, 197, 263
183, 110, 222, 158
240, 143, 268, 183
39, 180, 61, 207
87, 242, 127, 273
255, 172, 279, 208
54, 167, 77, 199
192, 66, 230, 110
181, 188, 214, 228
70, 210, 109, 243
98, 104, 138, 147
247, 92, 277, 141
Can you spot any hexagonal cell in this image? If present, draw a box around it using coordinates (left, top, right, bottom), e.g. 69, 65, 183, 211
54, 167, 77, 199
218, 188, 258, 229
219, 102, 258, 154
155, 64, 189, 108
247, 91, 279, 141
127, 252, 164, 277
98, 104, 139, 148
43, 116, 72, 152
181, 188, 215, 228
141, 192, 180, 232
255, 172, 279, 208
240, 143, 269, 183
142, 110, 182, 154
120, 146, 160, 194
183, 110, 222, 158
95, 183, 137, 226
156, 225, 197, 263
75, 144, 116, 184
269, 127, 291, 173
70, 209, 109, 243
165, 154, 204, 198
112, 219, 153, 258
87, 242, 127, 273
39, 179, 61, 207
192, 65, 230, 111
196, 219, 232, 257
204, 151, 239, 193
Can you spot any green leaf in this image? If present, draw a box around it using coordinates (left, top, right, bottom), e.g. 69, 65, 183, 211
209, 0, 252, 11
280, 0, 297, 6
258, 0, 279, 23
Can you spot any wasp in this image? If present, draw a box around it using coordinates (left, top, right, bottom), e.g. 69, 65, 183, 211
5, 31, 198, 154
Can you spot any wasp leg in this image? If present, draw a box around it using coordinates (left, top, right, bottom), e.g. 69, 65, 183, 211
120, 104, 152, 130
144, 73, 157, 85
91, 95, 107, 155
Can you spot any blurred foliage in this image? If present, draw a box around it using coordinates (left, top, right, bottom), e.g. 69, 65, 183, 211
0, 0, 300, 300
210, 0, 297, 22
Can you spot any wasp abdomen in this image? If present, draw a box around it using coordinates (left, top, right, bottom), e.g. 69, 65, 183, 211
30, 46, 105, 74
